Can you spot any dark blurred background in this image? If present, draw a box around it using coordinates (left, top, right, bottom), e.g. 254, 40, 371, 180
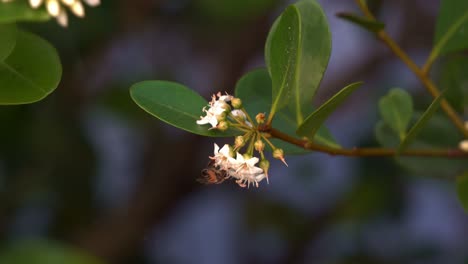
1, 0, 468, 263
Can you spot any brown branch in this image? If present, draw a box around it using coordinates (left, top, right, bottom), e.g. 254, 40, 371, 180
259, 126, 468, 158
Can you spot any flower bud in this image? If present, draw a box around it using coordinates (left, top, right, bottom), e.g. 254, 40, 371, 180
217, 121, 229, 131
273, 148, 288, 167
231, 98, 242, 109
460, 140, 468, 152
259, 159, 270, 184
259, 159, 270, 172
256, 113, 265, 124
254, 139, 265, 152
216, 111, 227, 122
235, 136, 245, 148
231, 109, 246, 121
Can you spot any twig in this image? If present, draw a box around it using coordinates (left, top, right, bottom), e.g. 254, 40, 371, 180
355, 0, 468, 138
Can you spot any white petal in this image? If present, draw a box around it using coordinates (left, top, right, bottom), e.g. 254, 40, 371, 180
46, 0, 60, 17
29, 0, 44, 8
83, 0, 100, 6
56, 9, 68, 26
245, 156, 259, 167
219, 144, 231, 157
70, 1, 85, 17
196, 118, 209, 125
213, 143, 220, 154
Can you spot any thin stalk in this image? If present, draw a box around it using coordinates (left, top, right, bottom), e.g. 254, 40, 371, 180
266, 127, 468, 158
355, 0, 468, 138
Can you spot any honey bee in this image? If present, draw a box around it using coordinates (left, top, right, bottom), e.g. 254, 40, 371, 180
197, 160, 229, 184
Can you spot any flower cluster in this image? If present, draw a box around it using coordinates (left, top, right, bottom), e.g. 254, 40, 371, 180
197, 92, 287, 188
210, 143, 267, 188
459, 121, 468, 152
1, 0, 100, 27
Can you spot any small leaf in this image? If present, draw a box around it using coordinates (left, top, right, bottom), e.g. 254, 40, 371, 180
378, 88, 413, 140
265, 0, 331, 124
376, 114, 465, 176
235, 68, 339, 154
296, 82, 363, 140
0, 240, 104, 264
0, 1, 50, 24
336, 12, 385, 33
0, 29, 62, 105
434, 0, 468, 56
457, 171, 468, 213
375, 121, 399, 148
398, 94, 443, 152
130, 81, 239, 137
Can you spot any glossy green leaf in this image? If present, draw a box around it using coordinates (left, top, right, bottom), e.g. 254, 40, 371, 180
0, 29, 62, 105
457, 171, 468, 213
0, 1, 50, 24
130, 81, 239, 137
434, 0, 468, 56
0, 240, 104, 264
265, 0, 331, 124
296, 82, 363, 140
378, 88, 413, 140
438, 56, 468, 113
336, 13, 385, 33
235, 68, 339, 154
0, 24, 16, 61
398, 94, 442, 152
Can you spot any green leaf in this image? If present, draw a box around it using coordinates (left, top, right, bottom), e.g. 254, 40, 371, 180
438, 56, 468, 113
0, 240, 104, 264
434, 0, 468, 56
0, 29, 62, 105
398, 94, 443, 152
0, 1, 50, 24
296, 82, 363, 140
457, 171, 468, 213
0, 24, 16, 61
235, 68, 339, 154
376, 114, 466, 176
265, 0, 331, 124
336, 12, 385, 33
130, 80, 239, 137
378, 88, 413, 140
375, 120, 400, 148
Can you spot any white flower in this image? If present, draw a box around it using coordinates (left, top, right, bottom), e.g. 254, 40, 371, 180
196, 107, 220, 128
228, 153, 266, 188
196, 92, 232, 129
210, 143, 232, 170
4, 0, 103, 27
216, 92, 233, 102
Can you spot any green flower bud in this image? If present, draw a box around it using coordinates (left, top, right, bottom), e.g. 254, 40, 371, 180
217, 121, 229, 131
235, 136, 245, 148
273, 148, 288, 167
254, 139, 265, 152
256, 113, 265, 124
231, 98, 242, 109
